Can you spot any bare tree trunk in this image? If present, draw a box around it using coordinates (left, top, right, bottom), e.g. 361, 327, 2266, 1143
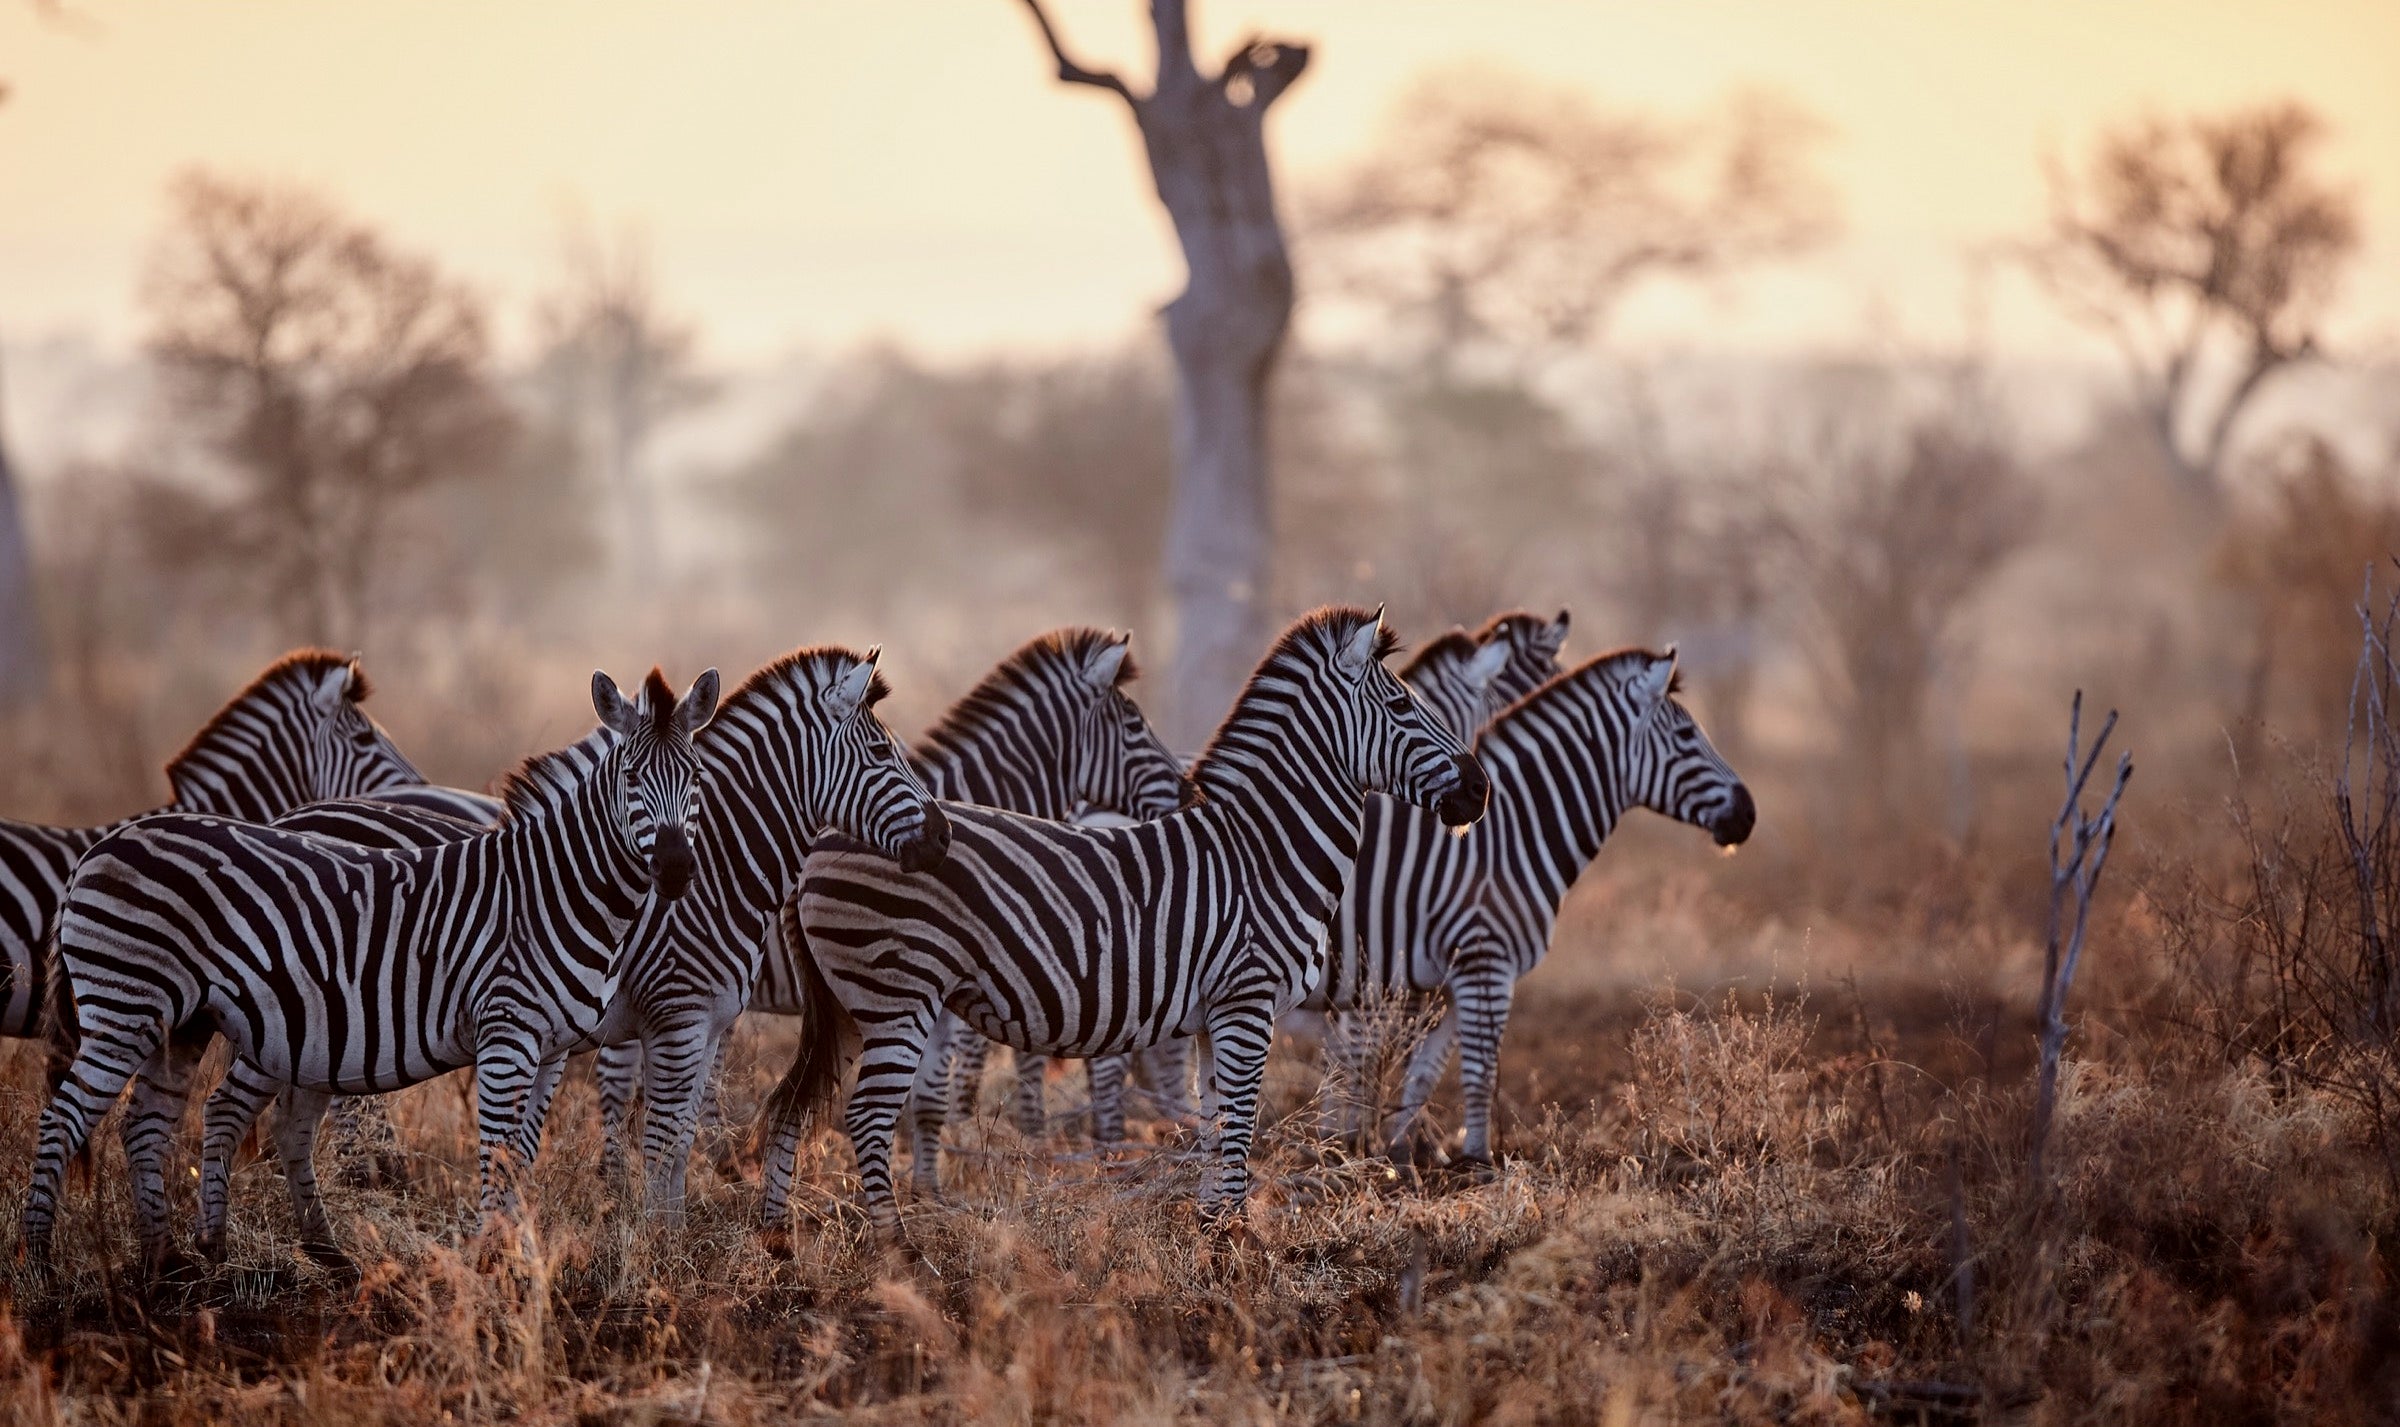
0, 350, 47, 707
1021, 0, 1308, 745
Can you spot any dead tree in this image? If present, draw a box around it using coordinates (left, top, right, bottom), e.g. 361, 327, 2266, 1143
0, 347, 43, 708
2029, 692, 2133, 1190
1018, 0, 1308, 744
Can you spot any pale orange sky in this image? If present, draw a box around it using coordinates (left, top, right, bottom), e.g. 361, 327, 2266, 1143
2, 0, 2396, 362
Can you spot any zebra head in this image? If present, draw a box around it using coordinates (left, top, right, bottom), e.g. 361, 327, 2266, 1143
1475, 607, 1572, 706
1400, 630, 1516, 742
1337, 607, 1490, 829
1616, 649, 1755, 848
776, 648, 951, 872
167, 650, 426, 820
1065, 631, 1192, 819
593, 667, 720, 901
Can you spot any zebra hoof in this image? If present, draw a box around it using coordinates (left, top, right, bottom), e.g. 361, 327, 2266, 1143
195, 1231, 228, 1265
1451, 1152, 1498, 1184
302, 1239, 361, 1282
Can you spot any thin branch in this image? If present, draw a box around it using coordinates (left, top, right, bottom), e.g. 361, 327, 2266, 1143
1017, 0, 1139, 105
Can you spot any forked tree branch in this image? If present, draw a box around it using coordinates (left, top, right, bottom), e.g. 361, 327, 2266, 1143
2030, 691, 2134, 1190
1219, 34, 1311, 110
1019, 0, 1140, 104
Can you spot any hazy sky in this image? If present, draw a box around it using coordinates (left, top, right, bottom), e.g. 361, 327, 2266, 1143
3, 0, 2396, 363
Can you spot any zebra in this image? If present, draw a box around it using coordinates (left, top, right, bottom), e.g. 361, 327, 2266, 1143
1310, 647, 1755, 1165
18, 667, 731, 1274
1033, 607, 1570, 1141
596, 627, 1188, 1189
0, 651, 440, 1051
175, 646, 954, 1255
759, 605, 1491, 1234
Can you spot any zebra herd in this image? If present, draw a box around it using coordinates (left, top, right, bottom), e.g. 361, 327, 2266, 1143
1, 605, 1752, 1278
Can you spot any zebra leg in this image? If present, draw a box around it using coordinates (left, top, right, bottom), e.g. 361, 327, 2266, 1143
595, 1040, 643, 1183
120, 1024, 212, 1271
1381, 1000, 1459, 1160
1009, 1052, 1050, 1136
1451, 957, 1519, 1166
197, 1057, 282, 1260
1136, 1037, 1198, 1127
504, 1052, 569, 1170
272, 1086, 354, 1274
472, 1017, 547, 1229
1086, 1054, 1130, 1146
1317, 1009, 1377, 1151
637, 1019, 726, 1227
21, 1020, 164, 1273
325, 1094, 409, 1190
1196, 997, 1278, 1220
844, 1000, 940, 1238
904, 1014, 957, 1184
942, 1024, 991, 1125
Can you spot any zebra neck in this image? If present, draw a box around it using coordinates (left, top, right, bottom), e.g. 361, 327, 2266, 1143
1479, 701, 1631, 914
501, 757, 652, 965
1191, 718, 1369, 933
685, 723, 824, 937
911, 743, 1070, 821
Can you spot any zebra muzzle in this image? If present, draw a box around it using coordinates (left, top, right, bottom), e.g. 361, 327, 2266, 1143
1713, 785, 1757, 847
652, 827, 697, 900
1435, 755, 1491, 829
896, 801, 952, 874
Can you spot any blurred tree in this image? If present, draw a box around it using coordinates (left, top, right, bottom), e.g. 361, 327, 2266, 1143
2033, 103, 2358, 508
1017, 0, 1309, 745
1768, 368, 2039, 810
0, 346, 45, 707
532, 219, 710, 578
138, 172, 514, 647
1308, 71, 1833, 376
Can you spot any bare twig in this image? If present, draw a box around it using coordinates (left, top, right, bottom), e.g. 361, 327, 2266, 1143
1017, 0, 1139, 104
2029, 690, 2133, 1189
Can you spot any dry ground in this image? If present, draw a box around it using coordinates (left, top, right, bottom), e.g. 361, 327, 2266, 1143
0, 801, 2394, 1425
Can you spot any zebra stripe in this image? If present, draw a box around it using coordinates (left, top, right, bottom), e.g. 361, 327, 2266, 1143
760, 605, 1490, 1233
0, 651, 433, 1044
591, 629, 1181, 1219
1312, 647, 1754, 1163
19, 668, 720, 1274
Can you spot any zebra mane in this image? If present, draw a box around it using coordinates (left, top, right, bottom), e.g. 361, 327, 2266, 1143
1398, 630, 1478, 681
1188, 605, 1391, 792
719, 646, 891, 723
1481, 646, 1680, 742
914, 627, 1137, 756
1474, 609, 1548, 643
494, 726, 617, 824
164, 649, 363, 789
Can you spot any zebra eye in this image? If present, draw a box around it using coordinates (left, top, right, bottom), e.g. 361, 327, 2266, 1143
1384, 693, 1412, 714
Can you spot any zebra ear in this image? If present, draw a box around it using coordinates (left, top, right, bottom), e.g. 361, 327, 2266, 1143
1633, 652, 1676, 707
1465, 639, 1511, 691
676, 668, 721, 737
310, 661, 354, 717
1337, 612, 1384, 681
1546, 610, 1571, 650
828, 655, 878, 718
1083, 635, 1131, 692
593, 671, 639, 737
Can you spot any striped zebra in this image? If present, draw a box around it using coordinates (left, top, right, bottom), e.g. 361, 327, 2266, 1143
597, 627, 1188, 1191
1311, 647, 1755, 1164
0, 652, 438, 1050
178, 646, 953, 1253
19, 667, 728, 1274
1040, 608, 1570, 1141
759, 606, 1491, 1233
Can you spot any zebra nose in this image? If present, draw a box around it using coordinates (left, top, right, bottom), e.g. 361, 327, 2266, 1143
1713, 785, 1757, 846
898, 801, 951, 873
652, 825, 697, 900
1435, 754, 1490, 829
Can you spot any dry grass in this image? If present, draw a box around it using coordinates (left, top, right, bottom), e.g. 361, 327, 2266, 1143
2, 806, 2396, 1425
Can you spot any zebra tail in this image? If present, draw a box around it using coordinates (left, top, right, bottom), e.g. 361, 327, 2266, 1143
757, 900, 855, 1156
37, 932, 95, 1183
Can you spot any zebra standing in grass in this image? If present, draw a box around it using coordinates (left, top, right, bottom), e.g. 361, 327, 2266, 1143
760, 606, 1491, 1233
597, 628, 1188, 1181
1041, 608, 1572, 1141
21, 668, 729, 1274
183, 646, 954, 1244
1311, 647, 1755, 1164
0, 651, 448, 1051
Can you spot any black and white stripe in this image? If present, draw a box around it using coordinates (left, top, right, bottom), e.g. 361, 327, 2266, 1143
1311, 647, 1755, 1162
760, 606, 1491, 1233
594, 628, 1186, 1204
19, 668, 720, 1273
0, 651, 434, 1046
